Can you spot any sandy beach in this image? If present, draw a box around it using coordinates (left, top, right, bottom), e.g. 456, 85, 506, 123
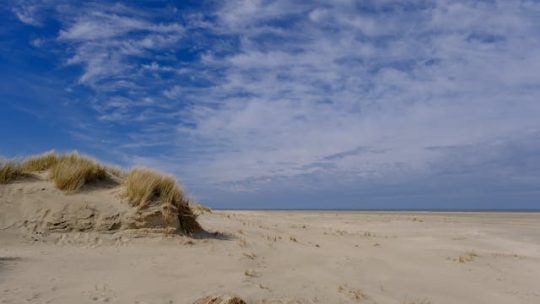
1, 210, 539, 304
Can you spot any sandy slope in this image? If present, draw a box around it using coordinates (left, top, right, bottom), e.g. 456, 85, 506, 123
1, 208, 539, 304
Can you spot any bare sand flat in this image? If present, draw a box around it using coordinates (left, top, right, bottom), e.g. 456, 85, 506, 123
1, 211, 539, 304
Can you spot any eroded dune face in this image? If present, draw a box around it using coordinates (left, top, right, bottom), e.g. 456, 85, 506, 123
0, 173, 200, 235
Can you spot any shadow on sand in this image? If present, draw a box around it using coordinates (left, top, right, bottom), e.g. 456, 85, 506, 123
192, 230, 235, 241
0, 257, 22, 283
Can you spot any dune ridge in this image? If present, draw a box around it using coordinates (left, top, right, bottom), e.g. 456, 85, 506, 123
0, 151, 202, 235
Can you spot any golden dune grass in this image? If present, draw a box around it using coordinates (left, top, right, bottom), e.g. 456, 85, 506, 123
125, 168, 183, 208
19, 151, 59, 172
8, 151, 115, 192
0, 161, 22, 184
125, 168, 201, 233
49, 153, 107, 192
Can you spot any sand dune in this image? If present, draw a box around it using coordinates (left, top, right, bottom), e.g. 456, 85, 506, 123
1, 200, 539, 303
0, 172, 199, 235
1, 152, 200, 235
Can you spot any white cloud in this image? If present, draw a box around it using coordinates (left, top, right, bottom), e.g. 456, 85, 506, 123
12, 2, 41, 26
52, 5, 184, 87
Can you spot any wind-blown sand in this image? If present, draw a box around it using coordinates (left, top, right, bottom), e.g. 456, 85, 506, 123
1, 208, 539, 303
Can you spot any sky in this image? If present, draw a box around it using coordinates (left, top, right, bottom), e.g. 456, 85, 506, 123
1, 0, 540, 210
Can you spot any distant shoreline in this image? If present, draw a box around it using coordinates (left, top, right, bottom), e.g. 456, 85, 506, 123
214, 208, 540, 213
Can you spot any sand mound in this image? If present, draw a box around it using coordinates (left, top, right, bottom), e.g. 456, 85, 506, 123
0, 172, 201, 235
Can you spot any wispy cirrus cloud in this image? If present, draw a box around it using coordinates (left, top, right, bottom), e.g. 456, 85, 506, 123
8, 0, 540, 208
58, 7, 184, 86
12, 0, 43, 26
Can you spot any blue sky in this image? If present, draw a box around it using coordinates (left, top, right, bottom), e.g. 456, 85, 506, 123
1, 0, 540, 209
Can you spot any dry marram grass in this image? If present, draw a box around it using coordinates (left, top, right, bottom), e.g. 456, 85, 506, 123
4, 151, 117, 192
125, 168, 182, 208
49, 153, 107, 192
0, 161, 22, 184
125, 168, 201, 233
19, 151, 59, 172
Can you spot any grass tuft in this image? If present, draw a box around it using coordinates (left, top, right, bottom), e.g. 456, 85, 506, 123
0, 161, 22, 184
125, 168, 182, 208
49, 153, 107, 192
189, 201, 212, 215
457, 251, 479, 263
125, 168, 201, 233
19, 151, 59, 172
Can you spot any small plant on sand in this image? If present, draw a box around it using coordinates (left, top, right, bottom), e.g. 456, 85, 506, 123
0, 161, 22, 184
456, 251, 479, 263
337, 285, 368, 302
49, 153, 107, 192
237, 238, 248, 248
244, 269, 257, 277
19, 151, 59, 172
243, 252, 256, 260
194, 295, 246, 304
124, 168, 200, 233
